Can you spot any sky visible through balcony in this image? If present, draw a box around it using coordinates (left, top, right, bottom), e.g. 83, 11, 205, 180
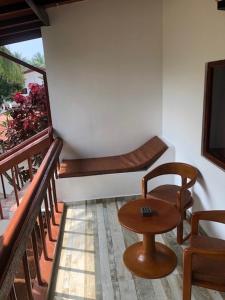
7, 38, 44, 60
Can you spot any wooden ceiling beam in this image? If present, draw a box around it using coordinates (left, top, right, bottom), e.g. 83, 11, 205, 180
0, 15, 39, 30
0, 9, 32, 21
25, 0, 50, 26
0, 3, 29, 15
0, 22, 42, 38
0, 29, 41, 46
0, 0, 86, 46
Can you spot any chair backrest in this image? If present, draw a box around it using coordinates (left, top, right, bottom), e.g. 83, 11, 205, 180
149, 162, 198, 185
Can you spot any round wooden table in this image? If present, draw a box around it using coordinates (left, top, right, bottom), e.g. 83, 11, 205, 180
118, 198, 181, 279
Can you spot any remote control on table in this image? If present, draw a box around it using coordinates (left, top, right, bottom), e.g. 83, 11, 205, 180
140, 207, 152, 217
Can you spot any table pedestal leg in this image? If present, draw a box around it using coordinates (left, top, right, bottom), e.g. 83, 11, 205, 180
143, 234, 155, 255
123, 233, 177, 279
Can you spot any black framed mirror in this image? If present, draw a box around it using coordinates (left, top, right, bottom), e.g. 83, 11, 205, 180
202, 59, 225, 169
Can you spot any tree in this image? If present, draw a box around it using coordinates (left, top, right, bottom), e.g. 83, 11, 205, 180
13, 51, 27, 63
0, 46, 24, 105
29, 52, 45, 68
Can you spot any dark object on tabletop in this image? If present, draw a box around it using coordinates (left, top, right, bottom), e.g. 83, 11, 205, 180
140, 207, 152, 217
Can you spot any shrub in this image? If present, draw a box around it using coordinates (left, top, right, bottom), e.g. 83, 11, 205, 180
2, 83, 48, 151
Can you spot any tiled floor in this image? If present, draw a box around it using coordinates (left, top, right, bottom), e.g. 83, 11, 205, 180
50, 197, 225, 300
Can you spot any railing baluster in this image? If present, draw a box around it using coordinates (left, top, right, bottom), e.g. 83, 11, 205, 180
44, 195, 54, 241
48, 185, 56, 225
51, 176, 59, 213
14, 166, 21, 190
0, 137, 63, 299
31, 229, 46, 286
11, 168, 19, 206
28, 157, 33, 181
38, 211, 49, 260
0, 174, 6, 219
23, 251, 34, 300
0, 199, 3, 219
1, 174, 6, 199
55, 164, 59, 179
16, 164, 24, 188
9, 284, 17, 300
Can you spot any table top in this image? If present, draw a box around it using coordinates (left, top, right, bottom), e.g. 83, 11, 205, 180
118, 198, 181, 234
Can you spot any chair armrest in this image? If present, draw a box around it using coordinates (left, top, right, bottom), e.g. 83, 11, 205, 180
191, 210, 225, 235
141, 168, 161, 197
175, 178, 196, 211
180, 176, 197, 191
142, 168, 161, 183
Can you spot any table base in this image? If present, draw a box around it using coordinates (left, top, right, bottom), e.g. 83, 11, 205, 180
123, 241, 177, 279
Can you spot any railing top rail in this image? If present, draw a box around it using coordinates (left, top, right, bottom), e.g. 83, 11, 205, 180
0, 50, 47, 76
0, 126, 53, 161
0, 131, 51, 174
0, 137, 63, 297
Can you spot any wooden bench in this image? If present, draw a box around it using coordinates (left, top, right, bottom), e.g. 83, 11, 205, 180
59, 136, 168, 178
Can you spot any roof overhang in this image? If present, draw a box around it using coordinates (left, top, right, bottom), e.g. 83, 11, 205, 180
0, 0, 84, 46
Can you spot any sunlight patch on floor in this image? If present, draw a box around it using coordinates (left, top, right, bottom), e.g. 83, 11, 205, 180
53, 204, 96, 300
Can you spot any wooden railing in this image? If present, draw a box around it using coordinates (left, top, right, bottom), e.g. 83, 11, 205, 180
0, 127, 53, 217
0, 127, 53, 160
0, 133, 64, 299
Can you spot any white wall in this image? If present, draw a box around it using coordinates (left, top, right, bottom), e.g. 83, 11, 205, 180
42, 0, 173, 200
42, 0, 225, 237
163, 0, 225, 238
24, 71, 44, 90
42, 0, 163, 159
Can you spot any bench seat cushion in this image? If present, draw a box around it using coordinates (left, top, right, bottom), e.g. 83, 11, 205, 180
59, 136, 168, 178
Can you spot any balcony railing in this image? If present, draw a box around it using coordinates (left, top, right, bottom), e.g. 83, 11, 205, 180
0, 128, 53, 215
0, 129, 64, 299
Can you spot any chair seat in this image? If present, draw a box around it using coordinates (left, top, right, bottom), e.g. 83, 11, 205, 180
147, 184, 193, 208
191, 235, 225, 289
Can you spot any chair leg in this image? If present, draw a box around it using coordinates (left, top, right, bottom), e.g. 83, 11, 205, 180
183, 251, 192, 300
177, 219, 183, 244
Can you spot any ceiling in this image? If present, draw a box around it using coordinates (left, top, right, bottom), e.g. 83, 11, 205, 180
0, 0, 84, 46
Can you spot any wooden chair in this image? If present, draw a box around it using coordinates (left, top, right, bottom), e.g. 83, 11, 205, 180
142, 162, 198, 244
183, 210, 225, 300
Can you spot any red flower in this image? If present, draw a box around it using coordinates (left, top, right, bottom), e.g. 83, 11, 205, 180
13, 92, 27, 104
3, 82, 49, 151
28, 83, 41, 94
23, 119, 30, 130
8, 119, 16, 129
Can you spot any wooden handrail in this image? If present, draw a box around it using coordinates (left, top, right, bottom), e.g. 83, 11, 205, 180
0, 131, 51, 174
0, 127, 53, 219
0, 50, 46, 75
0, 137, 63, 299
0, 126, 53, 161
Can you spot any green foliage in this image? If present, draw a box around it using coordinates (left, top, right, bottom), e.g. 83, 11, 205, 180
0, 46, 24, 104
13, 51, 27, 62
29, 52, 45, 68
